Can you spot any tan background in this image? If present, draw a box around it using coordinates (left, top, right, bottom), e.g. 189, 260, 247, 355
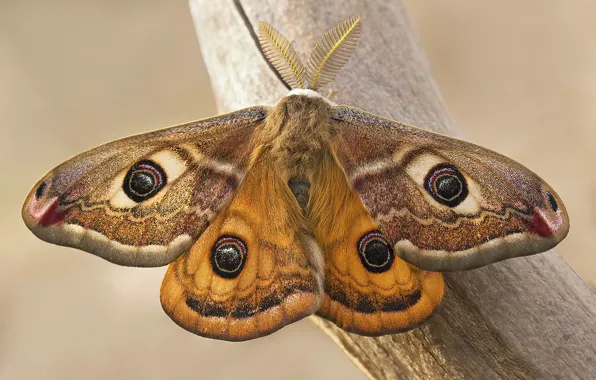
1, 1, 594, 379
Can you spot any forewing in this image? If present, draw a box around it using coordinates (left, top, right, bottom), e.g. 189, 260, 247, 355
330, 106, 569, 271
22, 107, 267, 267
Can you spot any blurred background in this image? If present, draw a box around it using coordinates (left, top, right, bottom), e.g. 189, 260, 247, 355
1, 1, 594, 379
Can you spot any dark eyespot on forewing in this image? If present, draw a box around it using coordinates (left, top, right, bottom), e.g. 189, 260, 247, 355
424, 163, 468, 207
210, 235, 247, 279
545, 191, 558, 212
357, 230, 394, 273
35, 180, 48, 199
123, 160, 167, 202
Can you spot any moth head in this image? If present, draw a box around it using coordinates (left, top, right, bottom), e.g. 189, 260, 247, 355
258, 17, 360, 91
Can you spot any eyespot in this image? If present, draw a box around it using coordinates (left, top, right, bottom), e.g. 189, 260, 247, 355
424, 163, 468, 207
357, 231, 394, 273
123, 160, 166, 202
211, 236, 247, 279
545, 191, 558, 212
35, 180, 48, 199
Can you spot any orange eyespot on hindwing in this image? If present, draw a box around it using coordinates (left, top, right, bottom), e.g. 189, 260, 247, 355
123, 160, 167, 202
211, 236, 247, 279
357, 230, 395, 273
424, 163, 468, 207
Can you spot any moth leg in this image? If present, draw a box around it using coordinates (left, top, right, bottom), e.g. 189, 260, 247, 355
326, 89, 335, 100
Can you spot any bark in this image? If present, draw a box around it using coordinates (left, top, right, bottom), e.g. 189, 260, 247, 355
190, 0, 596, 378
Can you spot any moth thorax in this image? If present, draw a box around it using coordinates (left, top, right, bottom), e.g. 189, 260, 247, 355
263, 96, 333, 171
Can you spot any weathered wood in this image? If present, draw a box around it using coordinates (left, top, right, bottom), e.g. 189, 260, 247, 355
190, 0, 596, 378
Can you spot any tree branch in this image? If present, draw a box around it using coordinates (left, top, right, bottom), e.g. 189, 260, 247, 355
190, 0, 596, 378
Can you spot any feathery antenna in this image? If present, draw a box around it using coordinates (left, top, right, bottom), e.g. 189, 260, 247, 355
305, 17, 361, 90
258, 21, 305, 89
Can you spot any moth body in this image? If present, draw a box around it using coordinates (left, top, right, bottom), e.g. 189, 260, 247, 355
21, 17, 569, 341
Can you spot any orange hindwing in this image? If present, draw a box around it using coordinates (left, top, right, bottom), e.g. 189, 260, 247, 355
160, 155, 322, 341
307, 151, 444, 335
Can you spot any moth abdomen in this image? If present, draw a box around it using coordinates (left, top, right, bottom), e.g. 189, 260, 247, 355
288, 178, 310, 214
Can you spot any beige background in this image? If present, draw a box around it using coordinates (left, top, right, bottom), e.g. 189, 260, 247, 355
1, 1, 594, 379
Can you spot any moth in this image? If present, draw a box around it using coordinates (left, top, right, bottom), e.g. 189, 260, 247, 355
22, 17, 569, 341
